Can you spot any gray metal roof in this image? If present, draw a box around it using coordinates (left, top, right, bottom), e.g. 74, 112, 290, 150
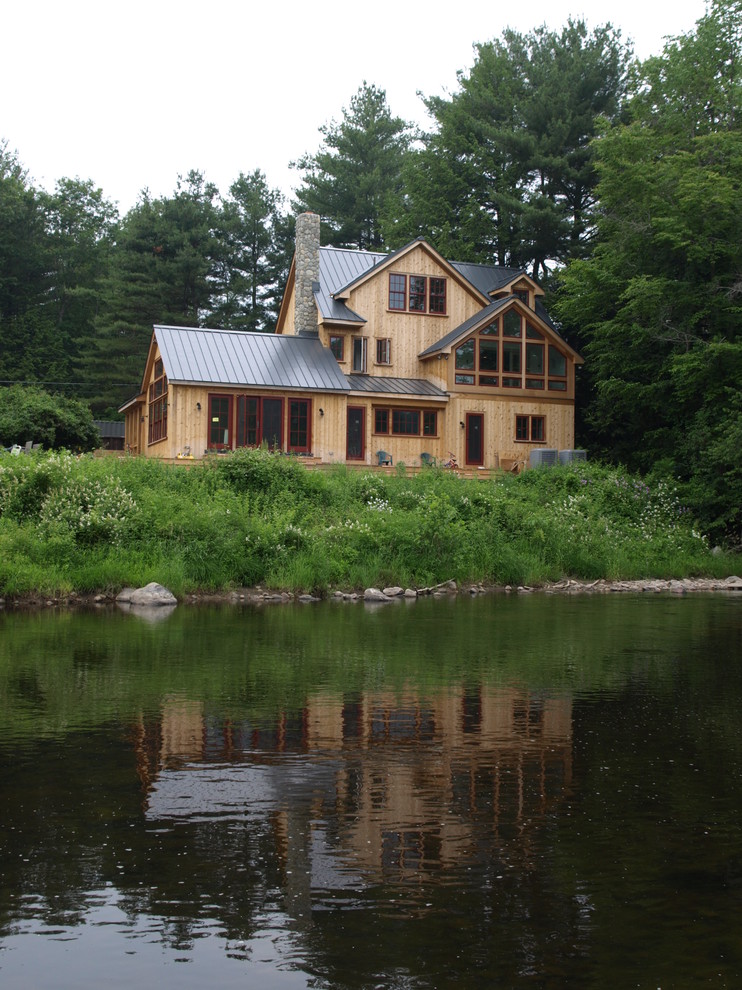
344, 375, 447, 399
449, 260, 527, 296
315, 247, 384, 323
316, 242, 530, 312
93, 420, 125, 437
154, 325, 349, 392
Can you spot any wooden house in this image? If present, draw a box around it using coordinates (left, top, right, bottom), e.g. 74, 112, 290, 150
121, 212, 582, 468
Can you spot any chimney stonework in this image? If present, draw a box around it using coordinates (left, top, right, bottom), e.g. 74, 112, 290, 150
294, 212, 321, 336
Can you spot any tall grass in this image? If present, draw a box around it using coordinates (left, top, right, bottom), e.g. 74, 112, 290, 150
0, 448, 734, 597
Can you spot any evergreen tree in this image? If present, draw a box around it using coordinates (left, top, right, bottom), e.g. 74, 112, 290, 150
293, 82, 412, 250
94, 172, 223, 413
211, 170, 285, 331
391, 22, 631, 276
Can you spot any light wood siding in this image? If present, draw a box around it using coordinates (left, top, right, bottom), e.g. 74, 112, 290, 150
139, 382, 348, 462
447, 394, 575, 468
331, 245, 483, 382
346, 398, 448, 468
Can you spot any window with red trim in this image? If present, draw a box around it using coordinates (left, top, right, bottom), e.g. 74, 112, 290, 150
389, 274, 406, 310
148, 360, 168, 444
515, 415, 545, 442
409, 276, 426, 312
429, 277, 446, 314
388, 274, 447, 314
289, 399, 311, 453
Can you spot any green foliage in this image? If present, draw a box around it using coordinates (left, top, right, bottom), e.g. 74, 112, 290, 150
213, 170, 290, 331
0, 452, 730, 598
293, 82, 412, 250
391, 21, 632, 275
554, 0, 742, 541
0, 385, 99, 451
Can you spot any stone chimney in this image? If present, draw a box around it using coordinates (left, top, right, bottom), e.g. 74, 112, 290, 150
294, 212, 321, 336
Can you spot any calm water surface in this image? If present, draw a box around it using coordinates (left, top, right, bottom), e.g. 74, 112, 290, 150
1, 593, 742, 988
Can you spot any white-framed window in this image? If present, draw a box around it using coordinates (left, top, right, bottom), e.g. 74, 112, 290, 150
376, 338, 391, 365
352, 337, 368, 374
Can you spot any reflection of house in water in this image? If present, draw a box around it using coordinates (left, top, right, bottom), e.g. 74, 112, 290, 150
135, 686, 572, 891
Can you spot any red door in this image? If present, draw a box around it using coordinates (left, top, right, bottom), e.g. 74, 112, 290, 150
465, 413, 484, 466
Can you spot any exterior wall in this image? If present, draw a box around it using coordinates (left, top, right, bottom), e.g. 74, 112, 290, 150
343, 396, 448, 468
446, 393, 575, 468
123, 403, 145, 455
321, 244, 483, 386
138, 381, 347, 462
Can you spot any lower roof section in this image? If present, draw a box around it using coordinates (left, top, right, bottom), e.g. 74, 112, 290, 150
345, 375, 448, 401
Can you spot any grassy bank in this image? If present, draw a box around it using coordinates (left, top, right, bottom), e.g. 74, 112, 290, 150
0, 448, 734, 598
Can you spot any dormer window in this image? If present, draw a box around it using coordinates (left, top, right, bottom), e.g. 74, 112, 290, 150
388, 274, 447, 315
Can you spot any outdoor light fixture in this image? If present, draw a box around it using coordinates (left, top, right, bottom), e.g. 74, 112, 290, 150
319, 408, 324, 416
460, 421, 465, 428
196, 402, 201, 411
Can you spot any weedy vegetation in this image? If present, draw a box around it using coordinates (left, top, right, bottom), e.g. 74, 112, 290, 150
0, 448, 734, 598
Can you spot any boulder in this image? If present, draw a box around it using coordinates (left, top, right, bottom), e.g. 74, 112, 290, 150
364, 587, 392, 602
117, 582, 177, 607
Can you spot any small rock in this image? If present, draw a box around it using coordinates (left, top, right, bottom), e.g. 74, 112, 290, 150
298, 594, 319, 603
404, 588, 417, 598
382, 586, 403, 597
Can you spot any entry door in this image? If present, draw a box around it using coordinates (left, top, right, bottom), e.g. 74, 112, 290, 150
465, 413, 484, 466
262, 398, 283, 450
347, 407, 365, 461
236, 396, 283, 449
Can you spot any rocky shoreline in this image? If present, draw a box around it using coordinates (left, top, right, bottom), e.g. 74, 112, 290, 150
2, 575, 741, 612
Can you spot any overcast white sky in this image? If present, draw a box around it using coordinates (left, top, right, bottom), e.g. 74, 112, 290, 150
2, 0, 707, 214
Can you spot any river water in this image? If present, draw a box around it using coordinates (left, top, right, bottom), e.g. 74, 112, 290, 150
1, 592, 741, 988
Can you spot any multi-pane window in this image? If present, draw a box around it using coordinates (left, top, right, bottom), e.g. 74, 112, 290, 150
548, 346, 568, 390
392, 409, 420, 435
209, 395, 231, 449
329, 335, 344, 361
373, 407, 438, 437
409, 276, 427, 311
453, 310, 568, 391
423, 411, 437, 436
375, 409, 389, 434
515, 415, 545, 442
389, 274, 406, 310
388, 274, 447, 314
148, 359, 168, 444
429, 278, 446, 314
376, 338, 391, 364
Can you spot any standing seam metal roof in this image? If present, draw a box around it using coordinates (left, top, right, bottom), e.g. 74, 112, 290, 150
154, 325, 349, 392
344, 375, 447, 398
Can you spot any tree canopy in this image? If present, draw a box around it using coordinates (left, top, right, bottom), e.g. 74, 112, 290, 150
554, 0, 742, 541
388, 21, 632, 277
292, 82, 412, 250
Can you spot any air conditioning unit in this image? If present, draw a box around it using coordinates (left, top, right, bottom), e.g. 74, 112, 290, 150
530, 448, 558, 468
558, 449, 587, 465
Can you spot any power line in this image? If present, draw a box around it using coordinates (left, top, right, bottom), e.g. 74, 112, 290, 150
0, 380, 139, 388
